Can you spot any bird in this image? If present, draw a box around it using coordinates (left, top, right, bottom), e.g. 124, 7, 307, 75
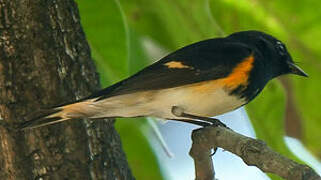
20, 30, 308, 130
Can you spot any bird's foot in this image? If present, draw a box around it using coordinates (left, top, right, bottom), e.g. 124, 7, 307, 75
171, 106, 227, 128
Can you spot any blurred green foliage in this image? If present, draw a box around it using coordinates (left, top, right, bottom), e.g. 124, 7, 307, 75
77, 0, 320, 179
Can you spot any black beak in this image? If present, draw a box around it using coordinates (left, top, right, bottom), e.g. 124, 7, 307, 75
288, 62, 308, 77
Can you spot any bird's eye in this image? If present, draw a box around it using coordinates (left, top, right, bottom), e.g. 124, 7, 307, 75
276, 41, 286, 56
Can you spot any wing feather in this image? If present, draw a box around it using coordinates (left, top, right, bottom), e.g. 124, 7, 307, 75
91, 40, 253, 101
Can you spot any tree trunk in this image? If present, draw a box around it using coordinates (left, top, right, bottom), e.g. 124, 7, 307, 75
0, 0, 134, 179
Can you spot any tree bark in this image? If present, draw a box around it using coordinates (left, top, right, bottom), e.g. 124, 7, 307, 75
190, 126, 321, 180
0, 0, 134, 179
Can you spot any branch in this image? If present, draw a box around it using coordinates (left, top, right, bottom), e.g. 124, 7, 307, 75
189, 126, 321, 180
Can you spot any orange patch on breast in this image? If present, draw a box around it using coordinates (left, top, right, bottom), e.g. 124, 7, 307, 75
221, 54, 254, 89
188, 54, 254, 93
164, 61, 192, 69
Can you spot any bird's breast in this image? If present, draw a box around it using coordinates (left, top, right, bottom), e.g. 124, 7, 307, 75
150, 79, 247, 119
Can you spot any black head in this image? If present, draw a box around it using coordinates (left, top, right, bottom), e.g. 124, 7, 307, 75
227, 30, 308, 79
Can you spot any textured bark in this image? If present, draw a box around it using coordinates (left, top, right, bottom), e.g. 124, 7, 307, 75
0, 0, 134, 179
190, 126, 321, 180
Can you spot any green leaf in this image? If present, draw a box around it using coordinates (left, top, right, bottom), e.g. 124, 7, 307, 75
77, 0, 129, 84
246, 81, 297, 157
120, 0, 221, 50
208, 0, 287, 36
128, 28, 150, 74
115, 119, 164, 180
208, 0, 321, 162
246, 81, 300, 180
209, 1, 321, 177
254, 0, 321, 159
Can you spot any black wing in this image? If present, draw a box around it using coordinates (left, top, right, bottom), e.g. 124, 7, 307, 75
91, 39, 253, 101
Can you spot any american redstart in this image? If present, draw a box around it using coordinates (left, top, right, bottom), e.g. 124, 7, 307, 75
20, 30, 308, 130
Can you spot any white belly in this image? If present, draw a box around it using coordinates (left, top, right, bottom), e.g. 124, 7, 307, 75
148, 86, 246, 119
90, 83, 246, 120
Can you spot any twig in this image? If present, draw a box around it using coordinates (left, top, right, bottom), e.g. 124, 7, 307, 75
189, 126, 321, 180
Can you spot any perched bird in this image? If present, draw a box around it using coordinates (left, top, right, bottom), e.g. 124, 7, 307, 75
20, 30, 308, 130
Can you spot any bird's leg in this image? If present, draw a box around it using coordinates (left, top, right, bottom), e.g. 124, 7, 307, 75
171, 106, 227, 127
170, 118, 212, 127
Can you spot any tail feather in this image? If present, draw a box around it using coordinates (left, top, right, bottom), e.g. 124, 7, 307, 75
20, 100, 96, 130
19, 108, 67, 130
